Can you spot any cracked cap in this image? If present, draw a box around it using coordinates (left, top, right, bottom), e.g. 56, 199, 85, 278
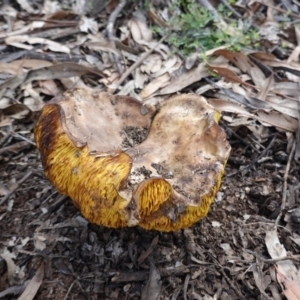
34, 89, 231, 231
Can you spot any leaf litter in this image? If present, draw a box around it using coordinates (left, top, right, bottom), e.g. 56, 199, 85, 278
0, 0, 300, 299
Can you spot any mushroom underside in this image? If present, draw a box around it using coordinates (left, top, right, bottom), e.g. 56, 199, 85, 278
34, 89, 231, 231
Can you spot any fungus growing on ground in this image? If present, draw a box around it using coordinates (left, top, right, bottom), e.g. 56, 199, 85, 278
34, 89, 231, 231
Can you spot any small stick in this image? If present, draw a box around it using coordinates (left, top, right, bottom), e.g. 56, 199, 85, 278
12, 132, 36, 146
227, 134, 277, 177
64, 281, 76, 300
183, 274, 190, 300
275, 140, 296, 227
106, 0, 127, 73
256, 0, 300, 19
138, 235, 159, 265
219, 0, 242, 18
196, 0, 218, 18
112, 265, 193, 283
108, 35, 168, 94
0, 132, 11, 147
0, 141, 31, 155
220, 120, 259, 153
209, 254, 246, 300
0, 170, 33, 205
245, 249, 300, 263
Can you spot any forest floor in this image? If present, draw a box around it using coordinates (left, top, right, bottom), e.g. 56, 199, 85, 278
0, 1, 300, 299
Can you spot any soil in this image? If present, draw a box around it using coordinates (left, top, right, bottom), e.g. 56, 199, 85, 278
0, 121, 299, 300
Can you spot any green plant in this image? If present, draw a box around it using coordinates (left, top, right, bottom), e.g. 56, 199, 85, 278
156, 0, 259, 57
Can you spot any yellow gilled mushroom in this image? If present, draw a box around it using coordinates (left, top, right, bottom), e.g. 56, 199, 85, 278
34, 89, 230, 231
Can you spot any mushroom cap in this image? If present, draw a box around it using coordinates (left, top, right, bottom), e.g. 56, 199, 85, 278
34, 89, 231, 231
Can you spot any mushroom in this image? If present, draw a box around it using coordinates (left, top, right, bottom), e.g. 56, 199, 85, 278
34, 89, 230, 231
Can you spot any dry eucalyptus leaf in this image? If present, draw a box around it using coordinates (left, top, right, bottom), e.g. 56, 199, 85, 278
18, 263, 44, 300
265, 229, 300, 281
128, 10, 153, 44
213, 49, 266, 87
139, 73, 170, 99
276, 267, 300, 300
158, 62, 208, 95
5, 35, 70, 53
141, 263, 161, 300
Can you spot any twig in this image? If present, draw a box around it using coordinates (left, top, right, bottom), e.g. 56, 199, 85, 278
106, 0, 127, 73
108, 35, 168, 94
208, 253, 246, 300
64, 281, 76, 300
112, 265, 194, 283
0, 257, 7, 275
196, 0, 218, 18
12, 132, 36, 146
0, 141, 31, 155
220, 120, 259, 153
183, 274, 190, 300
294, 88, 300, 160
138, 235, 159, 265
245, 249, 300, 264
219, 0, 242, 18
263, 256, 300, 264
227, 134, 277, 177
255, 0, 300, 19
0, 170, 33, 205
0, 132, 12, 147
275, 140, 296, 227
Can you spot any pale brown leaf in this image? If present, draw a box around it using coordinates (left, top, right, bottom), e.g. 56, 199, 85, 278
5, 35, 70, 54
139, 73, 170, 99
276, 267, 300, 300
257, 111, 298, 132
158, 63, 208, 95
18, 263, 44, 300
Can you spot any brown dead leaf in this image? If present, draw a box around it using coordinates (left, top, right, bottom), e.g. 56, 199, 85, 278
207, 64, 255, 88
